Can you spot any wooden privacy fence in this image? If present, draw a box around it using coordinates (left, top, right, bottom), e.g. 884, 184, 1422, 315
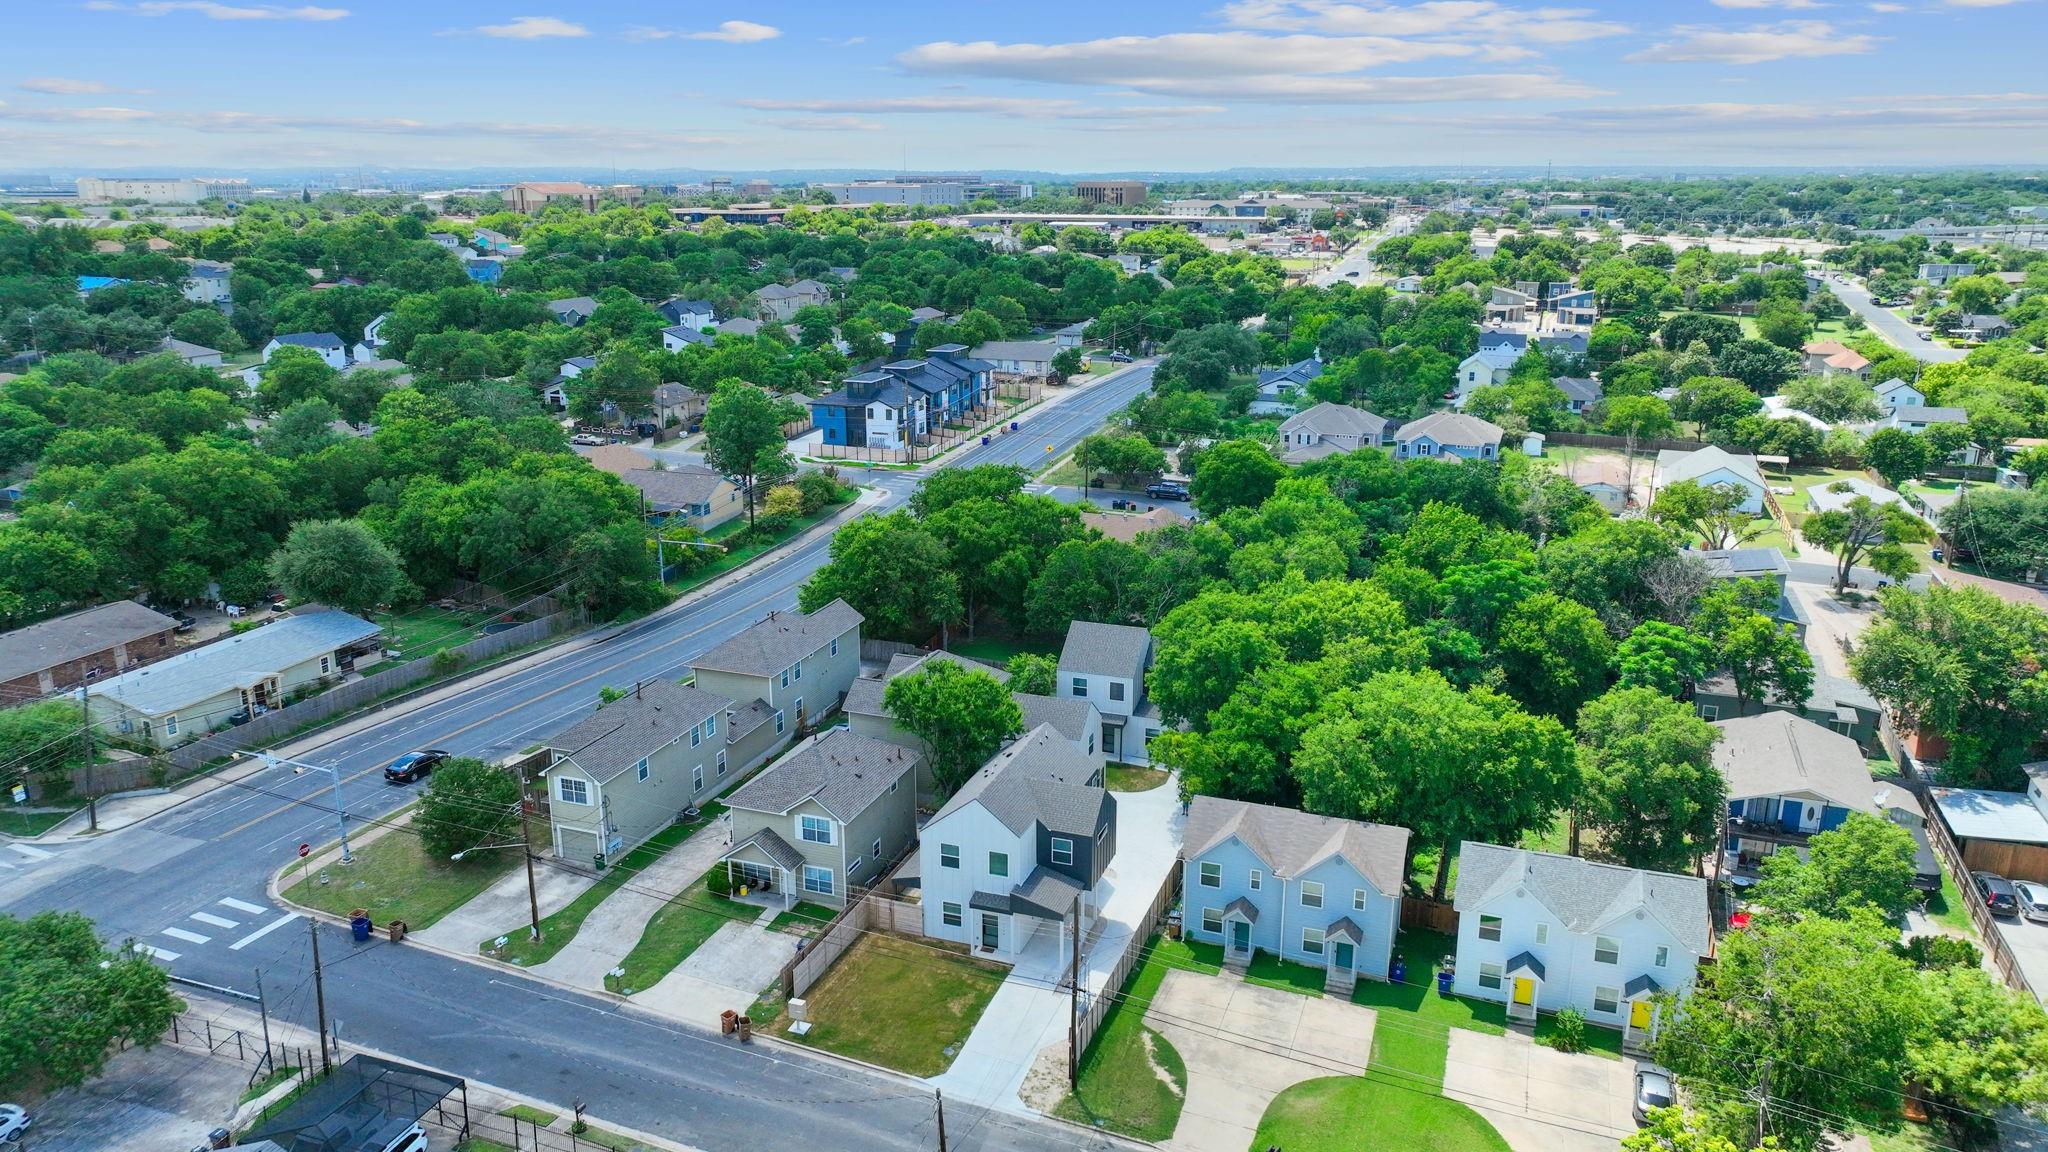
1399, 897, 1459, 935
1921, 789, 2035, 998
163, 607, 588, 774
1073, 866, 1181, 1058
779, 885, 924, 1000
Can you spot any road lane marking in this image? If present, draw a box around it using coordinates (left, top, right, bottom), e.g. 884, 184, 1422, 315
220, 897, 267, 914
10, 844, 52, 860
134, 945, 180, 962
190, 912, 239, 928
161, 927, 211, 944
230, 913, 301, 950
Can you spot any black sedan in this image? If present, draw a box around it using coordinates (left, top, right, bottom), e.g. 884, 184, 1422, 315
383, 749, 450, 784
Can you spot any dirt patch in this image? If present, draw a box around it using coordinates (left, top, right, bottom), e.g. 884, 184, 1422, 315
1142, 1029, 1184, 1095
1018, 1040, 1070, 1114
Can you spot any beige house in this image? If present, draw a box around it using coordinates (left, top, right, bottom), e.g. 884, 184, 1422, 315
690, 600, 864, 734
718, 728, 921, 908
622, 466, 746, 532
540, 680, 785, 866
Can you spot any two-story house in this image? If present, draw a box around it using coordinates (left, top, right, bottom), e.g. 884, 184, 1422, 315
182, 261, 232, 306
1452, 842, 1710, 1050
540, 680, 785, 866
689, 599, 864, 736
1454, 344, 1521, 405
811, 372, 926, 451
1394, 412, 1503, 462
1874, 377, 1925, 411
1246, 358, 1323, 416
547, 297, 600, 327
718, 728, 921, 908
1058, 620, 1166, 767
657, 298, 717, 332
1277, 403, 1388, 463
262, 332, 348, 370
917, 725, 1115, 959
1714, 712, 1881, 885
1182, 796, 1408, 993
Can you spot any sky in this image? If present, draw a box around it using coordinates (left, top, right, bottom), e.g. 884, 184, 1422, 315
3, 0, 2047, 175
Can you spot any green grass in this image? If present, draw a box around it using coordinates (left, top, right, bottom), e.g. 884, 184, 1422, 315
1038, 455, 1086, 486
565, 1126, 650, 1152
1372, 1018, 1450, 1087
1924, 860, 1979, 940
498, 1104, 558, 1127
945, 636, 1057, 664
1167, 937, 1330, 998
1251, 1075, 1511, 1152
1105, 766, 1170, 793
239, 1065, 301, 1105
456, 1141, 516, 1152
244, 1072, 322, 1131
767, 901, 837, 937
1349, 930, 1621, 1060
285, 824, 516, 930
484, 815, 707, 967
1055, 935, 1188, 1141
604, 865, 761, 995
775, 933, 1008, 1077
662, 492, 855, 595
0, 807, 77, 837
380, 606, 492, 664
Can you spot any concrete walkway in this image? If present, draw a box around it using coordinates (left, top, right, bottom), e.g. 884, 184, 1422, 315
525, 812, 733, 988
411, 854, 595, 952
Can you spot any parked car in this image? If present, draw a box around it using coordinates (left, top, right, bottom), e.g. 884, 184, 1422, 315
383, 749, 450, 785
570, 433, 606, 446
0, 1104, 29, 1142
1974, 871, 2020, 917
1632, 1067, 1675, 1125
2016, 880, 2048, 923
1918, 331, 1933, 341
1144, 480, 1190, 501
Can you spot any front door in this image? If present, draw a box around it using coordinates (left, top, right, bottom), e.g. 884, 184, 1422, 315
1630, 1000, 1653, 1030
980, 913, 1001, 951
1513, 978, 1535, 1006
1332, 941, 1355, 971
1231, 920, 1250, 954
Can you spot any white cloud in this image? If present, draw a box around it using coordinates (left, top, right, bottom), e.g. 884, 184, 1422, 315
1868, 2, 1907, 9
741, 95, 1227, 120
1710, 0, 1823, 8
902, 32, 1482, 82
629, 20, 781, 42
17, 78, 137, 95
0, 104, 156, 123
474, 15, 588, 39
86, 1, 347, 19
1943, 0, 2023, 6
767, 116, 885, 132
1627, 20, 1879, 64
1213, 0, 1629, 43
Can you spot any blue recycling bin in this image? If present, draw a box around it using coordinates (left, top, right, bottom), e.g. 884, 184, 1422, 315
1389, 954, 1407, 986
1436, 968, 1454, 996
350, 915, 372, 942
981, 435, 991, 446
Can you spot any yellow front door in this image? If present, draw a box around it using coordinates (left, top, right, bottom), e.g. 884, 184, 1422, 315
1513, 978, 1534, 1005
1630, 1000, 1652, 1029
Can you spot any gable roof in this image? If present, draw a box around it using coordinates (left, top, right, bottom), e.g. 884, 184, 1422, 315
1185, 796, 1409, 895
1552, 376, 1602, 405
1696, 546, 1790, 579
1455, 841, 1710, 957
928, 724, 1109, 838
547, 296, 599, 318
722, 727, 918, 821
577, 445, 659, 480
1280, 402, 1385, 440
691, 599, 863, 679
90, 610, 378, 715
0, 601, 178, 683
663, 325, 714, 346
1713, 712, 1878, 813
1807, 476, 1905, 515
1058, 620, 1152, 682
621, 466, 730, 511
161, 337, 221, 361
545, 681, 729, 784
843, 650, 1006, 719
1258, 358, 1324, 389
1656, 445, 1764, 489
1396, 411, 1503, 448
1888, 405, 1967, 425
1535, 331, 1590, 356
1012, 691, 1097, 743
271, 332, 343, 350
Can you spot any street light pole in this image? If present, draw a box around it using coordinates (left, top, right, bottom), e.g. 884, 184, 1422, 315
254, 752, 351, 865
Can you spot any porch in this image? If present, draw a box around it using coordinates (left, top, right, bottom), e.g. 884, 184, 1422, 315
719, 828, 805, 911
1504, 951, 1544, 1025
1220, 896, 1260, 970
1322, 916, 1365, 995
1622, 974, 1662, 1055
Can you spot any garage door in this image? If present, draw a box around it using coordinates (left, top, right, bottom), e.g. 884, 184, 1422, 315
557, 827, 601, 867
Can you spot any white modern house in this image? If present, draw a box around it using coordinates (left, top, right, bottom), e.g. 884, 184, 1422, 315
1452, 842, 1710, 1051
1653, 445, 1767, 515
261, 332, 348, 370
1057, 620, 1166, 767
1874, 378, 1925, 411
1454, 345, 1520, 404
182, 261, 232, 305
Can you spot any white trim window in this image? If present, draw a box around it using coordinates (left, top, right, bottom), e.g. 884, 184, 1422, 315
1654, 945, 1670, 968
780, 669, 790, 688
1301, 928, 1325, 956
1594, 936, 1620, 965
1353, 889, 1366, 912
1249, 869, 1262, 891
775, 710, 786, 734
1593, 986, 1621, 1015
940, 844, 960, 869
871, 837, 881, 858
638, 761, 650, 782
691, 727, 702, 748
557, 777, 590, 805
1051, 837, 1074, 866
717, 749, 727, 776
1697, 704, 1720, 721
165, 714, 179, 737
792, 661, 802, 681
989, 851, 1009, 878
942, 902, 963, 927
1198, 861, 1221, 888
800, 815, 834, 844
692, 765, 703, 791
1534, 923, 1548, 945
1479, 915, 1503, 942
704, 714, 716, 738
1202, 907, 1223, 934
830, 638, 839, 657
1478, 962, 1504, 991
802, 865, 834, 896
1070, 676, 1087, 698
1300, 881, 1324, 909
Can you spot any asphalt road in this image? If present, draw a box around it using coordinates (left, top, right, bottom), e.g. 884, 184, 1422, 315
0, 363, 1157, 1152
1819, 274, 1966, 364
1308, 217, 1410, 287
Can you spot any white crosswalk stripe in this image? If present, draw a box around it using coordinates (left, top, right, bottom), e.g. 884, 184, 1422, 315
230, 913, 301, 951
9, 844, 52, 861
190, 912, 240, 929
133, 944, 180, 962
219, 897, 267, 914
161, 927, 211, 944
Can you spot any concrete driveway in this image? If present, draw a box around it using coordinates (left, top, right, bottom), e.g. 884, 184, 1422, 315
1987, 908, 2048, 1004
1443, 1029, 1637, 1152
1147, 969, 1377, 1152
27, 1037, 252, 1152
528, 815, 733, 989
631, 919, 794, 1023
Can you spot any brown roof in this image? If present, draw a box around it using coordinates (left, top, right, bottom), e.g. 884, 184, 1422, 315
517, 181, 596, 194
577, 444, 657, 477
0, 601, 179, 684
1082, 506, 1185, 543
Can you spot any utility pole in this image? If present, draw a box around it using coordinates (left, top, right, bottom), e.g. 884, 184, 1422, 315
309, 917, 331, 1076
80, 683, 97, 831
934, 1088, 947, 1152
517, 779, 541, 941
255, 969, 275, 1075
1068, 896, 1081, 1090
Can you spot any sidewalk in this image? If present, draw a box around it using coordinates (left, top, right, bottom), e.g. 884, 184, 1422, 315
527, 812, 735, 988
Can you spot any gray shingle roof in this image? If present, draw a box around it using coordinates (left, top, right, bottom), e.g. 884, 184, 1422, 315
663, 325, 714, 346
1395, 411, 1503, 449
622, 467, 728, 512
1552, 377, 1602, 405
1326, 916, 1363, 943
844, 650, 1005, 719
928, 725, 1110, 838
545, 680, 729, 784
1712, 713, 1878, 814
722, 728, 918, 821
1013, 866, 1085, 919
0, 601, 177, 683
1184, 796, 1410, 895
1012, 692, 1095, 742
1058, 620, 1152, 683
692, 600, 863, 679
1223, 895, 1260, 923
729, 826, 807, 872
90, 610, 378, 715
970, 340, 1059, 364
1279, 402, 1386, 440
1890, 406, 1968, 424
1656, 445, 1764, 489
1697, 547, 1789, 578
1456, 841, 1711, 958
272, 332, 343, 350
548, 296, 599, 316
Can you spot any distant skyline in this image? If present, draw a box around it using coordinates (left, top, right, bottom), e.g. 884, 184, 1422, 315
6, 0, 2047, 171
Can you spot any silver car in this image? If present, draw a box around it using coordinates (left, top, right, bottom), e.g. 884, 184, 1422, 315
1632, 1067, 1676, 1125
2016, 880, 2048, 923
0, 1104, 30, 1143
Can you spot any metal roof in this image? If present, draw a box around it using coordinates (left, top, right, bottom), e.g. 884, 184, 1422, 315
89, 611, 378, 716
1929, 788, 2048, 846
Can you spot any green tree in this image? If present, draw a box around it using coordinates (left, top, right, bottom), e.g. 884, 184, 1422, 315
1650, 480, 1762, 550
1720, 614, 1815, 716
0, 699, 88, 783
1190, 438, 1285, 517
882, 661, 1023, 797
1715, 339, 1799, 394
1005, 652, 1057, 696
1660, 313, 1743, 357
1910, 966, 2048, 1125
1754, 297, 1814, 349
1616, 620, 1718, 698
257, 344, 341, 413
799, 512, 962, 642
0, 911, 181, 1093
413, 757, 521, 863
1780, 375, 1880, 423
1623, 1106, 1780, 1152
1863, 427, 1935, 489
1576, 687, 1724, 871
1673, 376, 1763, 437
267, 518, 404, 616
702, 381, 788, 529
1494, 592, 1614, 721
1752, 811, 1920, 922
1799, 491, 1929, 593
572, 345, 660, 423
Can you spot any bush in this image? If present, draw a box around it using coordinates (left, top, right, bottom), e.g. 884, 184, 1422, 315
757, 485, 803, 534
704, 863, 734, 897
431, 650, 467, 676
1548, 1008, 1588, 1053
796, 471, 842, 515
1894, 934, 1983, 971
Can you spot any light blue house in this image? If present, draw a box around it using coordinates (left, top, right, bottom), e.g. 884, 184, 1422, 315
1182, 796, 1409, 993
1394, 411, 1503, 462
1712, 712, 1880, 883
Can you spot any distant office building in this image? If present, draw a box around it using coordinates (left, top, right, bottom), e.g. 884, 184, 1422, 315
740, 179, 776, 197
815, 181, 966, 207
967, 180, 1034, 202
1075, 180, 1148, 207
76, 177, 245, 204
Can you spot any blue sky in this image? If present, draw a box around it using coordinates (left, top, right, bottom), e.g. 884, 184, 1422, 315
4, 0, 2045, 173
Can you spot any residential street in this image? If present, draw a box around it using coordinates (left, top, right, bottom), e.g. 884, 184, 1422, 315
1308, 217, 1410, 287
0, 362, 1159, 1152
1820, 275, 1966, 364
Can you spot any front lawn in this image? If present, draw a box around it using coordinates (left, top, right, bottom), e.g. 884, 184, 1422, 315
1351, 930, 1621, 1060
0, 807, 77, 837
1055, 935, 1188, 1141
775, 933, 1007, 1077
484, 812, 715, 966
767, 901, 838, 937
285, 822, 515, 930
1252, 1075, 1510, 1152
1104, 766, 1170, 793
1162, 937, 1329, 998
603, 861, 761, 995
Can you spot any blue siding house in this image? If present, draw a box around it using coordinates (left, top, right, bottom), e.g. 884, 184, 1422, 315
1393, 411, 1504, 462
1712, 713, 1879, 882
811, 345, 994, 450
1182, 796, 1408, 993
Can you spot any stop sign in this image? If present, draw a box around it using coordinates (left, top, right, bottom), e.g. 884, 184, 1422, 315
298, 843, 311, 858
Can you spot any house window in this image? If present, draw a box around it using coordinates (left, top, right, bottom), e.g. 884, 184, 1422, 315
636, 759, 650, 782
1103, 727, 1119, 755
847, 856, 864, 877
319, 656, 331, 675
1302, 928, 1325, 956
1051, 837, 1074, 866
793, 661, 802, 681
165, 714, 179, 737
705, 714, 716, 738
800, 815, 834, 844
693, 765, 703, 791
1593, 987, 1621, 1015
989, 851, 1009, 878
780, 670, 790, 688
1478, 962, 1504, 991
1070, 676, 1087, 698
943, 902, 963, 927
1479, 915, 1503, 942
1249, 869, 1262, 891
830, 638, 839, 657
1534, 923, 1548, 946
941, 844, 959, 869
872, 837, 882, 858
775, 710, 785, 734
1202, 907, 1223, 934
691, 728, 701, 748
557, 778, 590, 805
1353, 889, 1367, 912
802, 866, 834, 895
1199, 861, 1221, 888
794, 696, 802, 720
717, 749, 727, 776
1697, 704, 1720, 721
1087, 732, 1095, 754
1595, 936, 1620, 965
1109, 681, 1125, 702
1654, 945, 1670, 968
1301, 882, 1324, 909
